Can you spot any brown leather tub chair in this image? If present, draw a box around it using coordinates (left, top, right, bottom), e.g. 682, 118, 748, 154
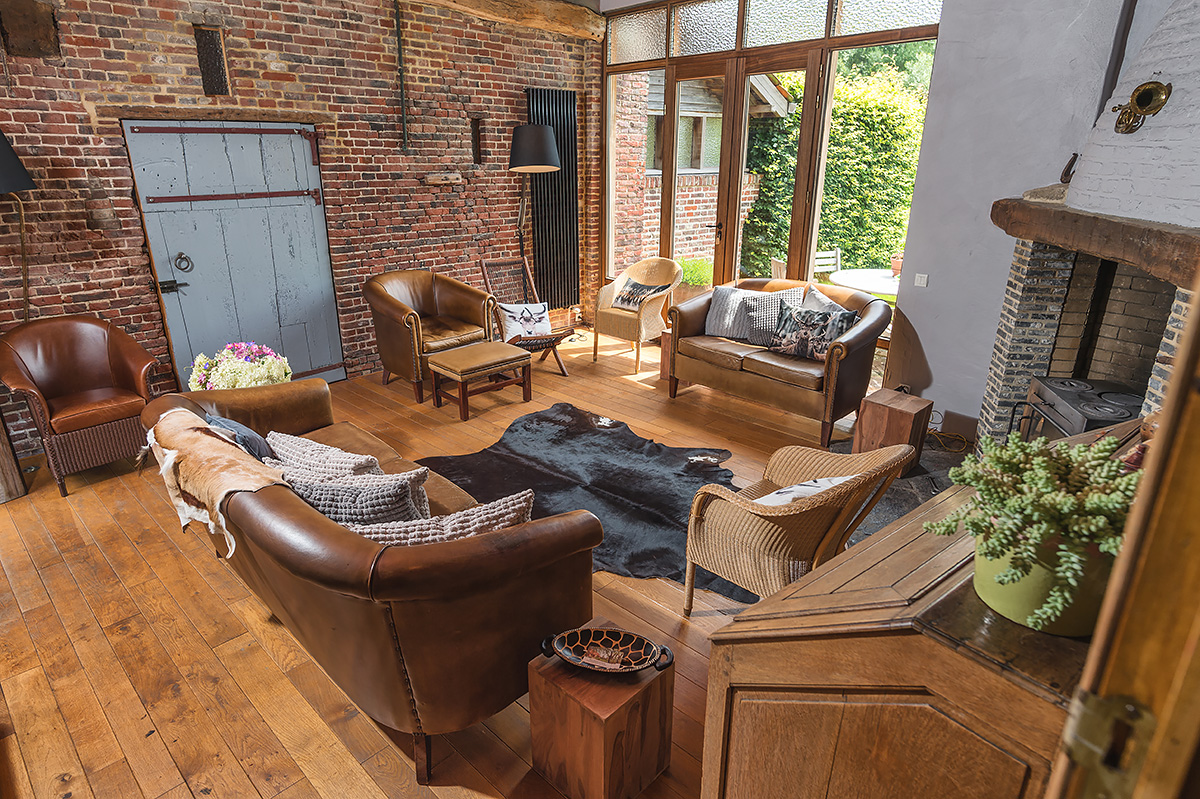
142, 379, 602, 784
0, 315, 156, 495
364, 269, 496, 403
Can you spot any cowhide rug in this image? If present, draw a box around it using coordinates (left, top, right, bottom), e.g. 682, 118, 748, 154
418, 402, 755, 602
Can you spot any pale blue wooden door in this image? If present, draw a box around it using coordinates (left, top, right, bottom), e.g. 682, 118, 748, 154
123, 120, 346, 387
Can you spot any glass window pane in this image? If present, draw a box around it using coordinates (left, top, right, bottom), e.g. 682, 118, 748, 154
737, 70, 804, 278
607, 8, 667, 65
834, 0, 942, 37
673, 77, 725, 294
670, 0, 738, 57
744, 0, 826, 49
607, 70, 667, 278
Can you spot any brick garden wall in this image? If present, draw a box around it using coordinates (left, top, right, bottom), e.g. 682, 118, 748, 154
0, 0, 601, 455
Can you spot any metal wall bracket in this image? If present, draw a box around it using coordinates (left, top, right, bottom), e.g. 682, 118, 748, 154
1063, 689, 1156, 799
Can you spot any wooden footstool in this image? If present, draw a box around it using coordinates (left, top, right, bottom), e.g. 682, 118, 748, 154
427, 341, 532, 421
529, 621, 674, 799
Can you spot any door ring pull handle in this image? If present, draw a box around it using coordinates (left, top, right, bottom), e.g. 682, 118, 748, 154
173, 252, 195, 272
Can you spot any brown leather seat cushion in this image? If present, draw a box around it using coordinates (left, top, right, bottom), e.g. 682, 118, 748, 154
426, 341, 530, 379
741, 351, 824, 390
48, 387, 147, 434
677, 336, 763, 371
301, 421, 476, 515
421, 316, 487, 353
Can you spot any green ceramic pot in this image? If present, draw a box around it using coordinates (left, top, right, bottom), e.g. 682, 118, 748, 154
972, 542, 1113, 638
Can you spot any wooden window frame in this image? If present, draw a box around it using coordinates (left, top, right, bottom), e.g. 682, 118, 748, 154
601, 0, 938, 283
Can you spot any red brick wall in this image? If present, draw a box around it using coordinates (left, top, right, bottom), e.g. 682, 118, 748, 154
0, 0, 601, 455
641, 172, 760, 268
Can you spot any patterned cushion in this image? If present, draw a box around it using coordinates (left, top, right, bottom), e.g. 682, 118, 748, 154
205, 413, 275, 461
348, 489, 535, 547
800, 285, 847, 314
612, 279, 671, 311
497, 302, 552, 342
767, 301, 858, 362
754, 475, 858, 506
704, 285, 756, 339
292, 468, 431, 524
265, 431, 383, 480
744, 287, 807, 346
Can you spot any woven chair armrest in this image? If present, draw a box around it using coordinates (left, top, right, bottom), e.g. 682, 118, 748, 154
691, 483, 833, 520
596, 281, 619, 311
763, 444, 912, 485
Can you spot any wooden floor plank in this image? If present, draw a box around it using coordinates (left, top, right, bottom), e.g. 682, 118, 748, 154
0, 507, 50, 613
0, 560, 39, 682
0, 732, 37, 799
2, 666, 95, 799
87, 759, 146, 798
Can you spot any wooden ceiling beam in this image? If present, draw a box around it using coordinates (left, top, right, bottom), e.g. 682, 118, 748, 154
991, 196, 1200, 288
418, 0, 606, 42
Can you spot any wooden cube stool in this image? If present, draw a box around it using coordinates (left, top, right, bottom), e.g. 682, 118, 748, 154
427, 341, 532, 421
853, 387, 934, 474
529, 622, 674, 799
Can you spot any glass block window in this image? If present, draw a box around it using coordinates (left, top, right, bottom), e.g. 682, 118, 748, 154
671, 0, 738, 57
744, 0, 827, 49
833, 0, 943, 37
607, 8, 668, 65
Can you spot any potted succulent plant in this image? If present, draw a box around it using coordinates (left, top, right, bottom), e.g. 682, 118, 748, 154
924, 435, 1142, 636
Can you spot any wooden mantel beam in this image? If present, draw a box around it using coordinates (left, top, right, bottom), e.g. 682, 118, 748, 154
416, 0, 606, 41
991, 197, 1200, 288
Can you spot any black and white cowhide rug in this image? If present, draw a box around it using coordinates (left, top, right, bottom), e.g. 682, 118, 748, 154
418, 402, 755, 602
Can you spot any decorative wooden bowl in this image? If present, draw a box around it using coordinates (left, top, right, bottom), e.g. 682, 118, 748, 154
542, 627, 674, 673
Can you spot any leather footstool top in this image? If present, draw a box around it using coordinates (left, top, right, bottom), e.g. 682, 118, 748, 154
427, 341, 532, 381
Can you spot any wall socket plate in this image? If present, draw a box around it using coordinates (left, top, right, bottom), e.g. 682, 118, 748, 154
914, 273, 928, 287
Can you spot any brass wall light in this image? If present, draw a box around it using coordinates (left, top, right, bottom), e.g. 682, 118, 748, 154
1112, 81, 1172, 134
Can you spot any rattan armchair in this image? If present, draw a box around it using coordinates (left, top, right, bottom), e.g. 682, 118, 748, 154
0, 315, 157, 496
592, 257, 682, 372
683, 444, 914, 615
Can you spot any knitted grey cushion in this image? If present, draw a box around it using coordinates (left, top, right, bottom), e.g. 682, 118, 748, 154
265, 431, 382, 480
349, 489, 535, 547
292, 468, 431, 525
704, 285, 755, 339
745, 286, 807, 346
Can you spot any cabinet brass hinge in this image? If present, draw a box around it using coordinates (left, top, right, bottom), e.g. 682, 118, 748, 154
1062, 689, 1155, 799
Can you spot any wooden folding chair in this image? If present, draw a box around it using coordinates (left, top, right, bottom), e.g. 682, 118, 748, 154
480, 257, 575, 377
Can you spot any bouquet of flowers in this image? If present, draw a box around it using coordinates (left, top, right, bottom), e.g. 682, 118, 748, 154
188, 342, 292, 391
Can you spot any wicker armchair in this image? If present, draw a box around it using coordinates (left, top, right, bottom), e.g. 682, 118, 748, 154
0, 315, 156, 496
592, 257, 682, 372
683, 444, 914, 614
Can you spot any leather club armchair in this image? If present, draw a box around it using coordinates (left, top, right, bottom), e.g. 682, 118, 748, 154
0, 315, 156, 496
364, 269, 496, 403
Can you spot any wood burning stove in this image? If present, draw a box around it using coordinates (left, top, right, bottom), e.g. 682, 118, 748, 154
1012, 377, 1143, 440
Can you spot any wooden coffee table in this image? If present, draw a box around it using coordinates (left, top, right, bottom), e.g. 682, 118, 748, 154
529, 620, 674, 799
427, 341, 532, 421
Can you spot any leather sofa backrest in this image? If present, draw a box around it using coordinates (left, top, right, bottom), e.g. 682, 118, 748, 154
365, 269, 436, 316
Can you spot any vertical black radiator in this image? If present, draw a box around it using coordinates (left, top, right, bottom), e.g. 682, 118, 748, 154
526, 88, 580, 309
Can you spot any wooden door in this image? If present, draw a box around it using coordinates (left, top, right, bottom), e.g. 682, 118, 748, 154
1044, 268, 1200, 799
123, 120, 346, 387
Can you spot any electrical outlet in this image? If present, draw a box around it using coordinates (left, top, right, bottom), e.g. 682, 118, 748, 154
914, 273, 928, 288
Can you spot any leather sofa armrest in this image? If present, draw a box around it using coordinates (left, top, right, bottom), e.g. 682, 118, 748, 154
371, 510, 604, 601
436, 277, 495, 335
142, 379, 335, 436
669, 292, 713, 340
826, 299, 892, 364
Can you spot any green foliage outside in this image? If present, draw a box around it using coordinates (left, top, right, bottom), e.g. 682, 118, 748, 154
739, 42, 934, 277
923, 436, 1141, 630
678, 256, 714, 286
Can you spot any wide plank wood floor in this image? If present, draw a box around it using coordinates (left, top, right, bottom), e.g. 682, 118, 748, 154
0, 335, 834, 798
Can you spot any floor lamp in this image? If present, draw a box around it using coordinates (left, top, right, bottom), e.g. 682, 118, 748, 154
0, 131, 35, 324
508, 124, 560, 269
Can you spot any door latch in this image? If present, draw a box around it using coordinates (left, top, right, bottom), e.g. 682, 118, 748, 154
159, 280, 190, 294
1062, 689, 1155, 799
704, 221, 723, 242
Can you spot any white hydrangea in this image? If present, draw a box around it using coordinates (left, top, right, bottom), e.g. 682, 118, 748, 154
188, 342, 293, 391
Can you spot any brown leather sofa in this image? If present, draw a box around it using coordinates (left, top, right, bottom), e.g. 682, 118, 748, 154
668, 279, 891, 447
0, 314, 157, 495
141, 379, 602, 783
364, 270, 496, 403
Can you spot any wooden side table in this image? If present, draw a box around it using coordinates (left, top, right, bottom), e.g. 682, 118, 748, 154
853, 387, 934, 473
530, 625, 674, 799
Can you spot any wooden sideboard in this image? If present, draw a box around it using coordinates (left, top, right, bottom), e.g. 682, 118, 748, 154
701, 484, 1089, 798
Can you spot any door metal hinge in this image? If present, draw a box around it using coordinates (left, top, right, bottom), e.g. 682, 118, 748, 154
159, 280, 190, 294
1062, 689, 1155, 799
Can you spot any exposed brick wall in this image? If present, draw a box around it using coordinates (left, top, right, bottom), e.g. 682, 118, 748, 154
1144, 287, 1192, 415
609, 71, 652, 274
0, 0, 601, 455
1048, 258, 1174, 394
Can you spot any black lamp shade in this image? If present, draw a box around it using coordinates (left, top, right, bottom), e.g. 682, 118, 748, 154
508, 124, 560, 173
0, 132, 34, 194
